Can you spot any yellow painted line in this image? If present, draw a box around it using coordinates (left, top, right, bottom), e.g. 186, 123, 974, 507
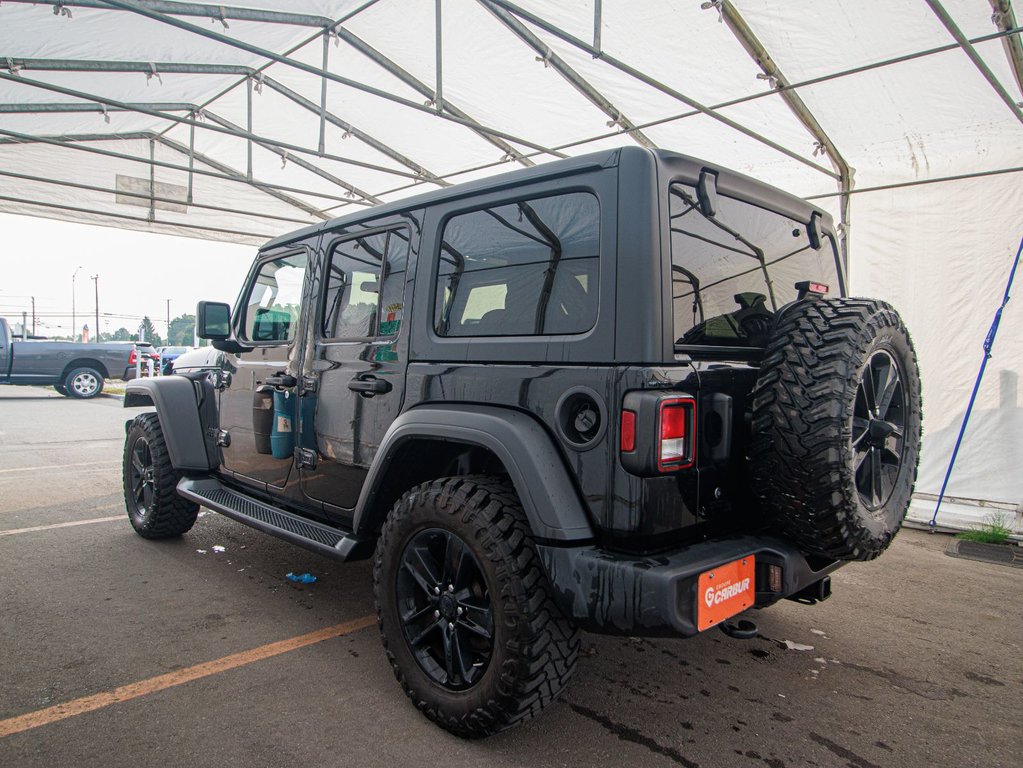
0, 616, 376, 739
0, 515, 124, 537
0, 460, 120, 475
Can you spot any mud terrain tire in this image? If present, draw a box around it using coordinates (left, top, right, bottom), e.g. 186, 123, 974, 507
749, 298, 921, 561
374, 475, 579, 738
123, 413, 200, 539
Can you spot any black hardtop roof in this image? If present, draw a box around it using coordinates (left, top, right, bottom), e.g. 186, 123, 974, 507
262, 146, 833, 250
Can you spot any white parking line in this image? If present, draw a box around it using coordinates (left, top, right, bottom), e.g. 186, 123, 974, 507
0, 515, 123, 537
0, 460, 120, 475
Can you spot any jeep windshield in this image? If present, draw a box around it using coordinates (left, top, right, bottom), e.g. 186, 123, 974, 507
669, 182, 842, 350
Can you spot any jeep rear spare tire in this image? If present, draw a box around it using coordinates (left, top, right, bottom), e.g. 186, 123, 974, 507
749, 298, 921, 561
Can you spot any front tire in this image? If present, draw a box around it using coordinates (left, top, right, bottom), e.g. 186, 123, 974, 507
123, 413, 199, 539
53, 384, 69, 396
65, 367, 104, 399
374, 476, 579, 738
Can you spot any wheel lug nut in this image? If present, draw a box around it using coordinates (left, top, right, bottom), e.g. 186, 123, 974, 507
447, 584, 454, 592
433, 586, 440, 594
433, 610, 440, 618
448, 622, 454, 630
456, 607, 463, 615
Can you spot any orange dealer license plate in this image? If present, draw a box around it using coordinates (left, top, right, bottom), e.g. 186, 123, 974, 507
696, 556, 755, 631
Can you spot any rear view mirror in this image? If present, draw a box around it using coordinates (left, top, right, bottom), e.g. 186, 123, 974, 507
697, 169, 718, 218
196, 301, 231, 340
360, 280, 380, 294
807, 211, 823, 250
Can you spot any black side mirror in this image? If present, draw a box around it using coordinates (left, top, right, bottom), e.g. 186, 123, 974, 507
697, 169, 718, 218
196, 301, 231, 340
807, 211, 823, 250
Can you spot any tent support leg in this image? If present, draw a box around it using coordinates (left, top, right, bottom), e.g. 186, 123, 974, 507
148, 137, 156, 222
187, 121, 195, 204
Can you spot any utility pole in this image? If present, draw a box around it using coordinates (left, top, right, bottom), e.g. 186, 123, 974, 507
166, 298, 171, 343
91, 274, 99, 343
31, 296, 36, 336
72, 265, 82, 341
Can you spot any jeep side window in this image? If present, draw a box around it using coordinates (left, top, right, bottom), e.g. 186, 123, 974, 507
669, 183, 841, 348
435, 191, 600, 337
322, 228, 409, 340
241, 252, 308, 342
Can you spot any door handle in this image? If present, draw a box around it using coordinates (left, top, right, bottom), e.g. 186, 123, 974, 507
348, 375, 391, 396
264, 372, 297, 388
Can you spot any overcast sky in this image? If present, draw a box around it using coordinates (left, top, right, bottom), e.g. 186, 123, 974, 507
1, 212, 256, 339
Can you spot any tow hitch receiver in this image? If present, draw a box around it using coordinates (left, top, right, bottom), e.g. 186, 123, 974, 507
787, 576, 832, 605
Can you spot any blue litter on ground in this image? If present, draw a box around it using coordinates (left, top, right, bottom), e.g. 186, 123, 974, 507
286, 572, 317, 584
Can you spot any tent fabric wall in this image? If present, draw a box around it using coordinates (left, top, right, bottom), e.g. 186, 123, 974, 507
0, 0, 1020, 528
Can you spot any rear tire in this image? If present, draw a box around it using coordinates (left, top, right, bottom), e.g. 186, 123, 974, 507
123, 413, 199, 539
65, 367, 104, 399
749, 298, 921, 561
374, 476, 579, 738
53, 384, 68, 396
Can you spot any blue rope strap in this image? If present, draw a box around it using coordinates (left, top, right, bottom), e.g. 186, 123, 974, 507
930, 234, 1022, 527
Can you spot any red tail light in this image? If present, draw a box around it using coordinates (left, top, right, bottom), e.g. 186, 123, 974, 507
128, 349, 137, 364
657, 398, 696, 472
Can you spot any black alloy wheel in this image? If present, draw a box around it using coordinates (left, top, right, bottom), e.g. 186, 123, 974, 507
127, 435, 156, 521
396, 528, 494, 691
852, 349, 906, 510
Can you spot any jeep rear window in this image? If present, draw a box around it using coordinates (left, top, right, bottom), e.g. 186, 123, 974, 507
435, 191, 599, 337
669, 183, 841, 348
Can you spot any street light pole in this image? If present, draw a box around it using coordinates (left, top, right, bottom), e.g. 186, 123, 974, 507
72, 265, 82, 341
91, 274, 99, 343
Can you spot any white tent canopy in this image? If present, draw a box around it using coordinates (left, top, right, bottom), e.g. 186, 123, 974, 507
1, 0, 1020, 527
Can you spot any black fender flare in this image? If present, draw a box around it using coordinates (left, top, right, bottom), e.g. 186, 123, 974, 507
353, 405, 595, 543
123, 377, 213, 471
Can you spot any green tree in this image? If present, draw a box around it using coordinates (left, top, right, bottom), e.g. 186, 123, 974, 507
167, 314, 197, 346
138, 316, 163, 346
111, 327, 132, 341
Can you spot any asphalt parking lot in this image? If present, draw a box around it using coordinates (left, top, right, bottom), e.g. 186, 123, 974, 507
0, 385, 1020, 768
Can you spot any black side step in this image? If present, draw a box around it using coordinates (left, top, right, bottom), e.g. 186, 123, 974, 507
177, 477, 373, 562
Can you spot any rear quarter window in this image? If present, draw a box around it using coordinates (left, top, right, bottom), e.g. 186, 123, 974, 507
435, 191, 600, 337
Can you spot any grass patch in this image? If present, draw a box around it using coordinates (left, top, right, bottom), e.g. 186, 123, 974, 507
956, 511, 1014, 545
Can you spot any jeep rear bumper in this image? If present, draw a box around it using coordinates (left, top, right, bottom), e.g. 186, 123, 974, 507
537, 535, 843, 637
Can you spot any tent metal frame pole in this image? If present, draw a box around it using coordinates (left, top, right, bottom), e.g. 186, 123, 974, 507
187, 120, 195, 203
199, 111, 382, 204
0, 102, 195, 113
435, 0, 444, 113
0, 126, 351, 210
0, 58, 448, 184
805, 163, 1023, 199
925, 0, 1023, 124
154, 134, 339, 218
261, 77, 448, 186
96, 0, 556, 164
988, 1, 1023, 97
246, 76, 253, 181
319, 31, 329, 154
3, 0, 336, 28
481, 2, 657, 149
0, 71, 421, 188
0, 168, 313, 225
481, 0, 838, 179
148, 137, 156, 221
592, 0, 601, 53
0, 193, 273, 240
718, 1, 855, 270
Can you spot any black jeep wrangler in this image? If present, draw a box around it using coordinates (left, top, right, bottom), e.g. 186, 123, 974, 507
122, 147, 920, 738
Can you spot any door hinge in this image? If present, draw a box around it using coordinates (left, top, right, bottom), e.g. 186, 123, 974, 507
295, 447, 317, 470
301, 375, 318, 393
207, 427, 231, 447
